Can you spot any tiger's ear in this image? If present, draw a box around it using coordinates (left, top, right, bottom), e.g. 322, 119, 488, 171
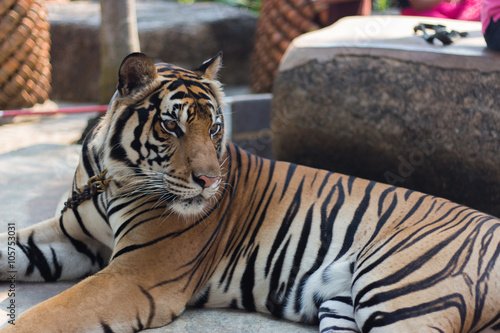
117, 52, 158, 97
193, 52, 223, 80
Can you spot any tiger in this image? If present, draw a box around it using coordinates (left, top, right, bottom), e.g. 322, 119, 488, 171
0, 52, 499, 333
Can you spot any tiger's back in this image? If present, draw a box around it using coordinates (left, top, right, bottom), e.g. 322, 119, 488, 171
192, 142, 500, 332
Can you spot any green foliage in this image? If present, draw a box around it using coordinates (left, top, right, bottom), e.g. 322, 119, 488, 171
177, 0, 261, 12
373, 0, 394, 11
177, 0, 394, 14
216, 0, 262, 12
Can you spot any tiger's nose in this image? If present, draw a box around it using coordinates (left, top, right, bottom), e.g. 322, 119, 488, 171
193, 174, 221, 189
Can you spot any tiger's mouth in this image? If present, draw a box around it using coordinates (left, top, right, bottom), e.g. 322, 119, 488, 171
170, 185, 216, 216
170, 194, 211, 217
181, 195, 205, 206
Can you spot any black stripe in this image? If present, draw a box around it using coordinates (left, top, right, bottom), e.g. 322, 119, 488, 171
234, 143, 243, 176
117, 212, 168, 241
334, 181, 375, 261
377, 186, 397, 217
471, 222, 500, 329
130, 108, 150, 159
321, 326, 358, 333
404, 189, 414, 201
72, 207, 95, 239
266, 237, 291, 317
81, 131, 98, 178
92, 144, 101, 166
318, 312, 356, 322
93, 194, 109, 226
219, 167, 254, 287
352, 204, 465, 287
477, 313, 500, 332
347, 176, 355, 195
234, 159, 266, 253
358, 192, 398, 259
394, 194, 431, 228
114, 200, 167, 239
112, 217, 195, 260
311, 171, 318, 188
135, 314, 144, 332
101, 322, 114, 333
247, 184, 277, 249
244, 152, 253, 185
115, 210, 170, 241
17, 233, 62, 282
399, 206, 473, 252
109, 107, 136, 165
221, 247, 243, 292
217, 144, 252, 282
183, 79, 214, 94
477, 313, 500, 331
107, 200, 131, 217
330, 296, 353, 305
166, 80, 184, 92
177, 214, 228, 293
170, 91, 188, 100
225, 158, 272, 270
59, 216, 98, 265
140, 286, 156, 327
265, 177, 305, 276
317, 172, 332, 198
241, 245, 259, 312
362, 294, 466, 332
192, 285, 210, 308
355, 212, 483, 309
282, 204, 314, 314
294, 178, 344, 313
280, 163, 297, 202
252, 151, 266, 187
230, 299, 238, 309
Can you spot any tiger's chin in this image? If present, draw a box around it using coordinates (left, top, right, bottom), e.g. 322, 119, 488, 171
170, 195, 211, 218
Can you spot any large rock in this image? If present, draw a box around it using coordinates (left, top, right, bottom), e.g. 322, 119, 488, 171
272, 16, 500, 217
48, 1, 257, 102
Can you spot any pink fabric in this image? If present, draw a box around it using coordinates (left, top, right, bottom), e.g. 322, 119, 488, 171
482, 0, 500, 34
401, 0, 481, 21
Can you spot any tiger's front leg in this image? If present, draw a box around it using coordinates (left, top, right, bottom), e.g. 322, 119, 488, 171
0, 198, 113, 282
0, 241, 193, 333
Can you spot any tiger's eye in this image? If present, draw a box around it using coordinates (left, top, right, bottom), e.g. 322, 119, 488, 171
210, 123, 220, 136
164, 121, 177, 131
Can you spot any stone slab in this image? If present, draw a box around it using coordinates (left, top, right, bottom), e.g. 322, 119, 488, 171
229, 93, 273, 159
279, 16, 499, 72
272, 16, 500, 218
0, 144, 315, 332
48, 1, 257, 102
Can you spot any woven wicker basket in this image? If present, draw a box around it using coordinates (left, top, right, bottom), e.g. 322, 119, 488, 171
0, 0, 51, 110
250, 0, 321, 93
250, 0, 370, 93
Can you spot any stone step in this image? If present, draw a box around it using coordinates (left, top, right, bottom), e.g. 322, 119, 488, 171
229, 93, 273, 159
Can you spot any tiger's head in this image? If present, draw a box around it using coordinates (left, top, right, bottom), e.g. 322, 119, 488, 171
96, 52, 226, 217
